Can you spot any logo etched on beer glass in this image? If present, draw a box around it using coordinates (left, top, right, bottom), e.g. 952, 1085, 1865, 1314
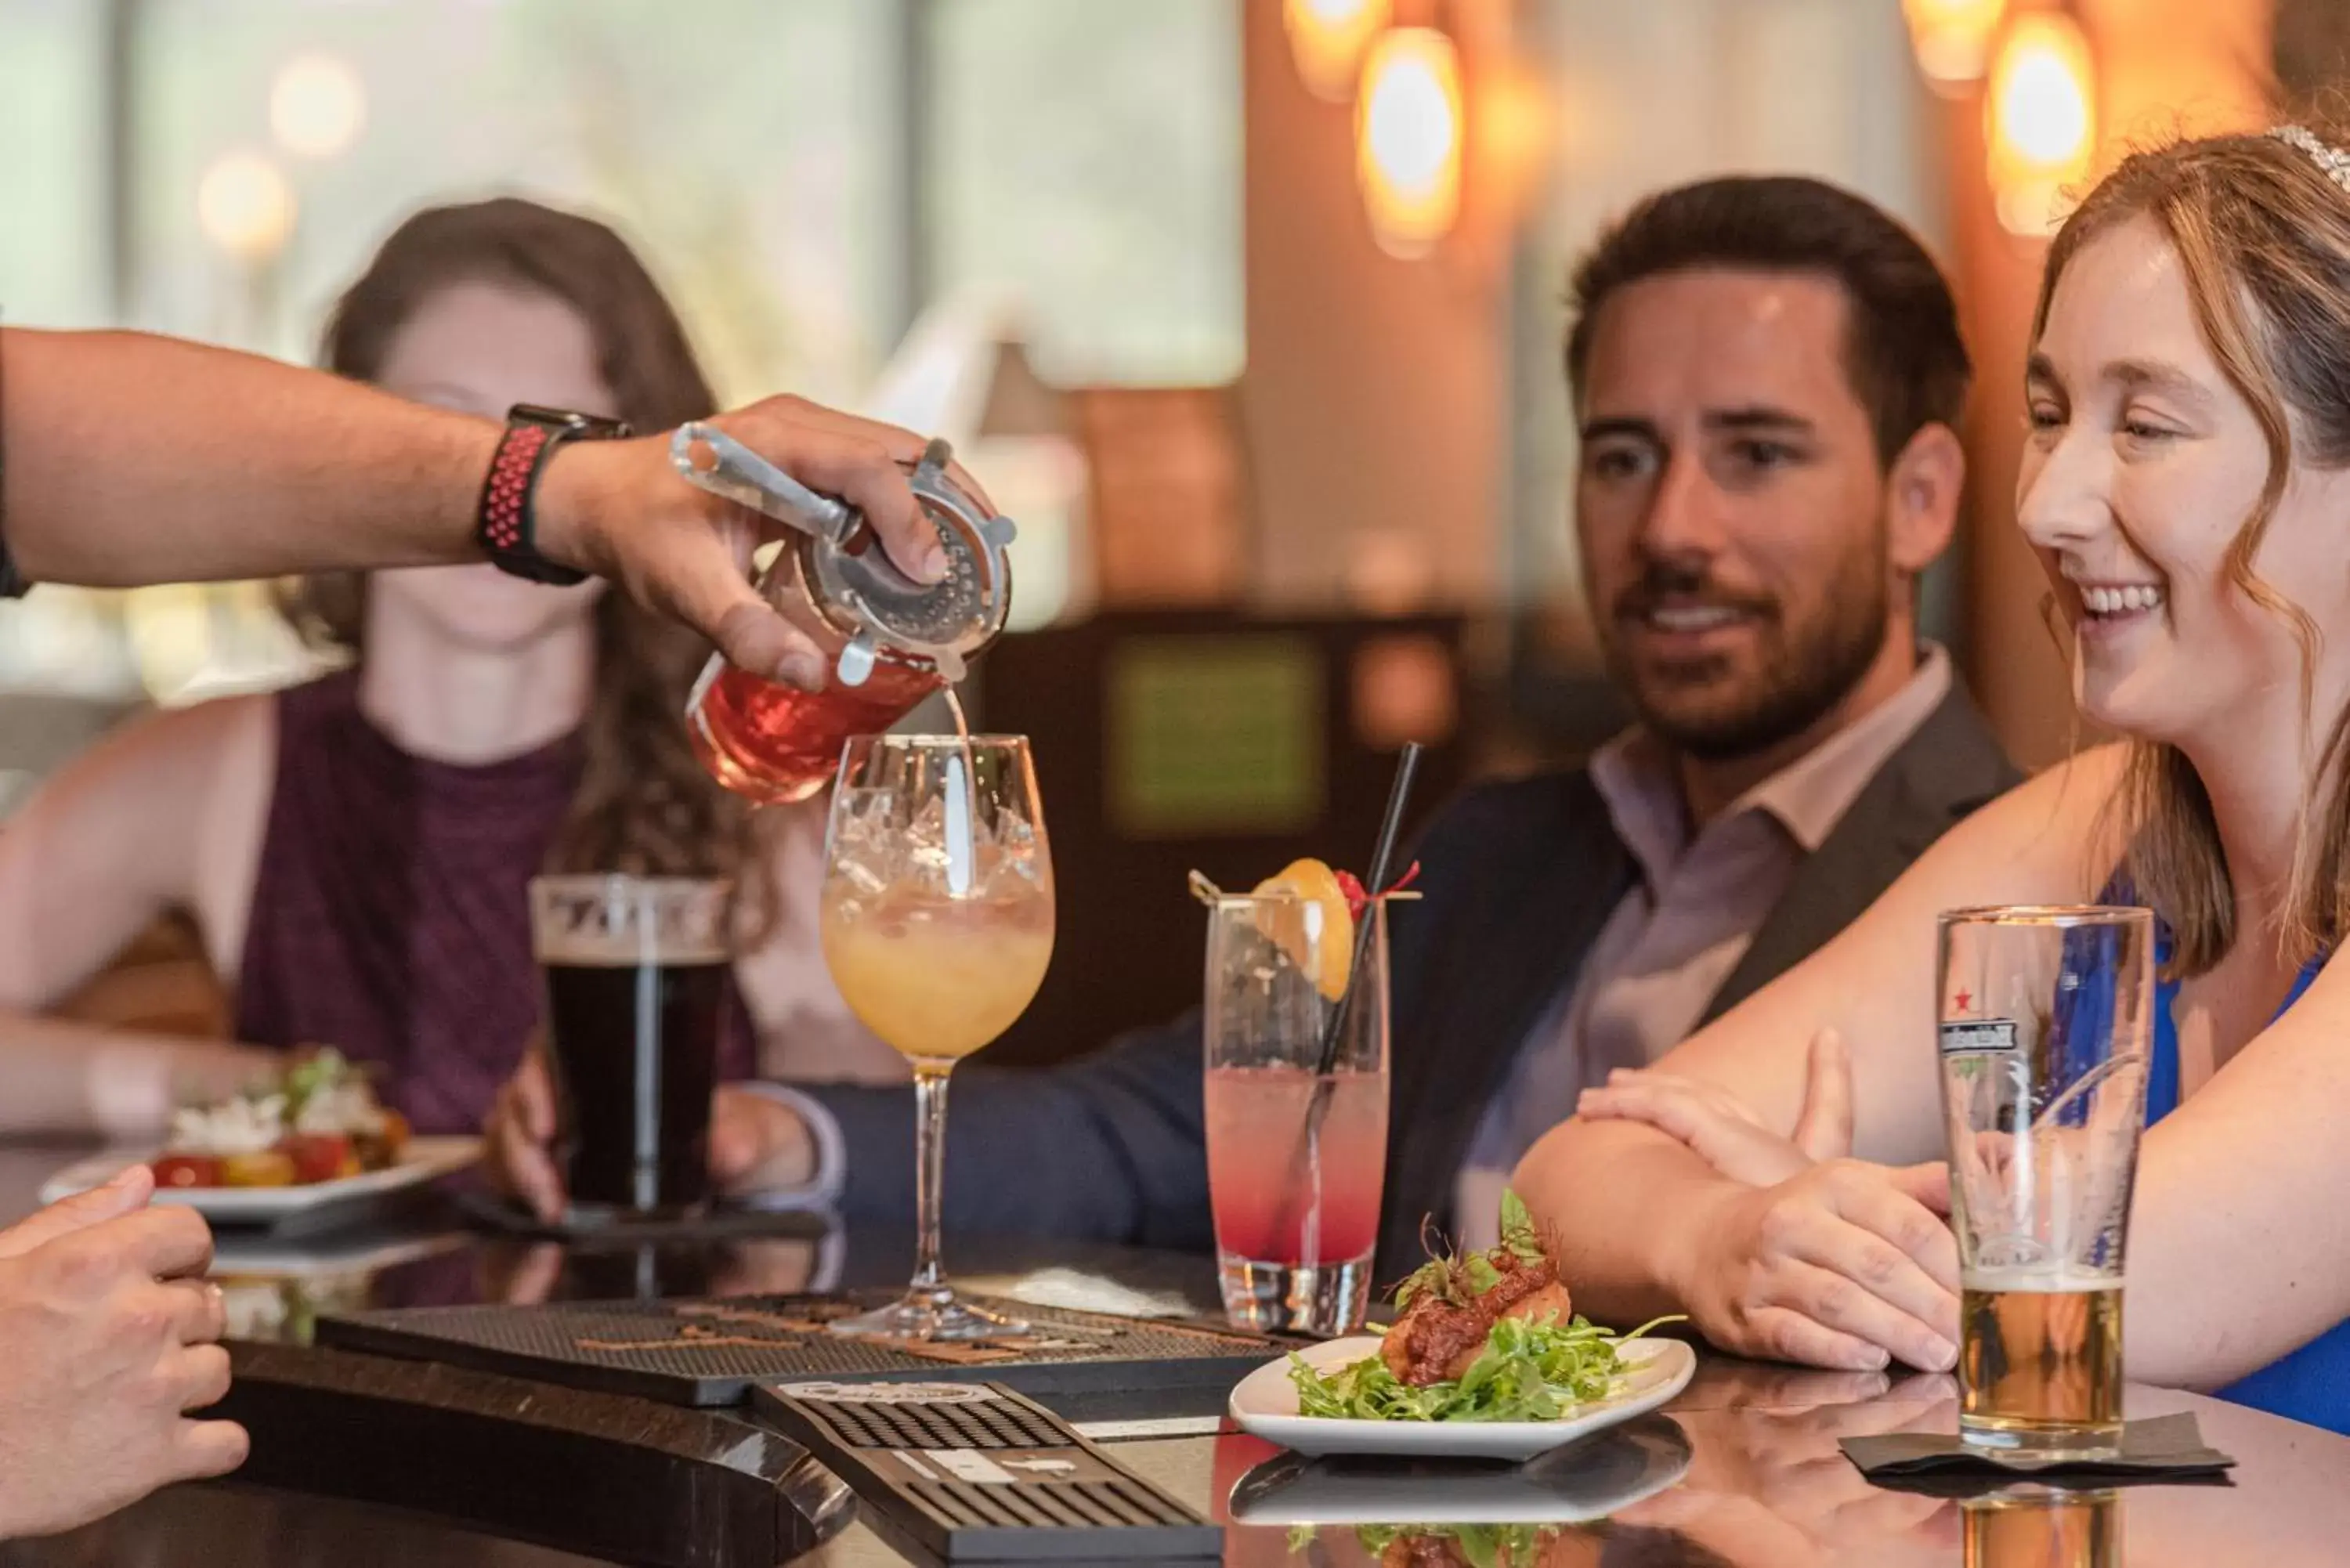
1937, 906, 2153, 1460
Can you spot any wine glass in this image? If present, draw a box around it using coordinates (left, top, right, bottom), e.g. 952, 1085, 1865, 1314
818, 734, 1054, 1339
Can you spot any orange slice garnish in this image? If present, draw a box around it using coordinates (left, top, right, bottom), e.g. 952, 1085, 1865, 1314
1252, 857, 1354, 1001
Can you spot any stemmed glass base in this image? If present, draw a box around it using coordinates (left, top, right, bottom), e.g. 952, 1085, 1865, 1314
829, 1280, 1033, 1342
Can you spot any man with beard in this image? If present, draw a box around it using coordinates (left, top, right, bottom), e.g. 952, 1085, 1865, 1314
488, 175, 2019, 1274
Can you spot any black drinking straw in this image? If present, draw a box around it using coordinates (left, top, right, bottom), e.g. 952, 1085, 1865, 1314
1314, 742, 1423, 1075
1271, 743, 1423, 1245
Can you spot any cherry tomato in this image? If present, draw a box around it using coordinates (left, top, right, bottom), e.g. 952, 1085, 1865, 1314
281, 1133, 359, 1185
149, 1154, 222, 1189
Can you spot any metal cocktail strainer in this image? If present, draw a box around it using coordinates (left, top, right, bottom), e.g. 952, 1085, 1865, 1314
669, 421, 1014, 684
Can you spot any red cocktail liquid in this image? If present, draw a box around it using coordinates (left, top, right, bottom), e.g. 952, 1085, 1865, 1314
1206, 1065, 1387, 1265
689, 658, 945, 805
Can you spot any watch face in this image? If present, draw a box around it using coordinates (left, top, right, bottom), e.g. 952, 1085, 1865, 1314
508, 403, 629, 439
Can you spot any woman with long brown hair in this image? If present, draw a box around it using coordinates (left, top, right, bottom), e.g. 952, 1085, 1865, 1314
0, 197, 895, 1145
1517, 120, 2350, 1433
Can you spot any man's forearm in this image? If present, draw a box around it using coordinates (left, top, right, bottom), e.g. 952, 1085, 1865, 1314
1515, 1117, 1742, 1324
2, 328, 497, 586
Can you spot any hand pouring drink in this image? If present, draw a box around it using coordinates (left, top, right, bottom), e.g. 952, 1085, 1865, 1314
672, 422, 1015, 803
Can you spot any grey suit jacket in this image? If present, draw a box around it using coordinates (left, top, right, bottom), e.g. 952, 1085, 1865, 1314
805, 682, 2020, 1276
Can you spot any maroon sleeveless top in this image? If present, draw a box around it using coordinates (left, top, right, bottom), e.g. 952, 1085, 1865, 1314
235, 673, 753, 1135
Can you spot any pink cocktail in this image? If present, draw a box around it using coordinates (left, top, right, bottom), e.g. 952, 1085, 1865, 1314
1206, 1066, 1387, 1264
1201, 887, 1390, 1336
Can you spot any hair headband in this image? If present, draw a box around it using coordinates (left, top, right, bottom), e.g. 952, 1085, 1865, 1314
2270, 125, 2350, 194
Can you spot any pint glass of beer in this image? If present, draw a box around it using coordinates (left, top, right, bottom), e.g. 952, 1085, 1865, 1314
1937, 906, 2154, 1459
530, 875, 734, 1221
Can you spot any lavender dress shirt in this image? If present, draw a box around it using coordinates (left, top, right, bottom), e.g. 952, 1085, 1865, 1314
1453, 645, 1953, 1245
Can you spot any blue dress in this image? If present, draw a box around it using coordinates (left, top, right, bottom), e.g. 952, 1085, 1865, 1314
2142, 935, 2350, 1430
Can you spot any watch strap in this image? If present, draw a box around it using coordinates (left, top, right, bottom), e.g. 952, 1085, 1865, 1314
475, 404, 630, 586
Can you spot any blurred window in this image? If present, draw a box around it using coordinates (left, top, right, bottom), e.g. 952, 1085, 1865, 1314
928, 0, 1242, 386
0, 0, 1241, 706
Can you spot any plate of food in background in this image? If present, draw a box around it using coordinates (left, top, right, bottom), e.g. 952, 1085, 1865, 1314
1227, 1192, 1695, 1460
41, 1050, 479, 1226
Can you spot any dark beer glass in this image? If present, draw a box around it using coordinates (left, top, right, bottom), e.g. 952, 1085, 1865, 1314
529, 875, 733, 1220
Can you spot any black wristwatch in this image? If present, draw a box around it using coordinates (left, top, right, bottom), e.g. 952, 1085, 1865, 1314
475, 403, 632, 586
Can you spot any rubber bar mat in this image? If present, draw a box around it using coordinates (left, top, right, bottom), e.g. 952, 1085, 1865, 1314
317, 1290, 1289, 1407
753, 1381, 1218, 1562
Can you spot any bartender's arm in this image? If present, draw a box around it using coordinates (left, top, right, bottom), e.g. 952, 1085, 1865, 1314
0, 327, 964, 685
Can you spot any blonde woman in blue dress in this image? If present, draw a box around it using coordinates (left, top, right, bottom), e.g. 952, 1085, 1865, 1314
1519, 121, 2350, 1434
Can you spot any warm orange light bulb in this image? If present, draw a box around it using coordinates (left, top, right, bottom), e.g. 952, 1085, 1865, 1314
1285, 0, 1392, 102
1473, 54, 1554, 222
196, 151, 296, 262
1987, 12, 2096, 236
1356, 27, 1462, 258
269, 52, 367, 160
1903, 0, 2008, 91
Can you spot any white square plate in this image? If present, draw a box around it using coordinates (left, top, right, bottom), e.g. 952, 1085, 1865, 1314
39, 1136, 481, 1225
1228, 1333, 1697, 1460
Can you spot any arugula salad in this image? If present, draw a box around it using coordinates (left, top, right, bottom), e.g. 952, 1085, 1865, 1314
1288, 1190, 1679, 1424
